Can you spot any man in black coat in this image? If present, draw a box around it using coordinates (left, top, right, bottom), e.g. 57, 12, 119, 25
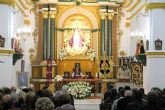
125, 89, 145, 110
117, 90, 133, 110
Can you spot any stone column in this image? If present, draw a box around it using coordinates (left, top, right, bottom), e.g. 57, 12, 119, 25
144, 1, 165, 92
107, 8, 114, 56
49, 5, 56, 61
42, 5, 49, 61
100, 12, 106, 56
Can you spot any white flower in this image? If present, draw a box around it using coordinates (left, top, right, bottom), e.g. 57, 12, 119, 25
66, 81, 92, 99
87, 48, 96, 61
59, 48, 67, 60
54, 75, 63, 81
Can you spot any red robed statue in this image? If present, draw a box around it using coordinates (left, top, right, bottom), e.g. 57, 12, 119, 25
46, 58, 52, 83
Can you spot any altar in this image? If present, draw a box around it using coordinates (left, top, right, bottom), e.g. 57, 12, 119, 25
31, 1, 120, 93
56, 78, 116, 96
74, 99, 101, 110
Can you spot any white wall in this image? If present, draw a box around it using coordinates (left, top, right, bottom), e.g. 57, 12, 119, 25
0, 55, 13, 87
0, 5, 13, 49
144, 57, 165, 92
149, 9, 165, 51
119, 11, 131, 56
143, 8, 165, 93
0, 4, 35, 88
0, 5, 14, 88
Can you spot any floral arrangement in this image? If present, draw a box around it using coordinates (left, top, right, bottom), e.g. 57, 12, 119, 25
59, 48, 67, 60
86, 48, 96, 61
66, 81, 92, 99
54, 75, 63, 81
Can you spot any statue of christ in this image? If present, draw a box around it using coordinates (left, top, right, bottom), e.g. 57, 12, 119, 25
69, 27, 84, 50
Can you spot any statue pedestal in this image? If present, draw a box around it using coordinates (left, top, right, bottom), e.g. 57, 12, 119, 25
101, 79, 116, 96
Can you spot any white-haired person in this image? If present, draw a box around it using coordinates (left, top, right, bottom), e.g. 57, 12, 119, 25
35, 97, 54, 110
117, 90, 133, 110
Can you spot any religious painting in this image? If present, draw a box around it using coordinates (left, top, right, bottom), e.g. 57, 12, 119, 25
155, 38, 162, 50
17, 72, 29, 87
63, 15, 92, 56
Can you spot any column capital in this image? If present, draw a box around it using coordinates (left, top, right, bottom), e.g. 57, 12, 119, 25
100, 13, 107, 20
49, 10, 57, 18
42, 11, 49, 18
108, 12, 114, 20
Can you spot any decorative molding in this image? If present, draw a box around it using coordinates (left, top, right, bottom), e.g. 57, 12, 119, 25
117, 7, 123, 50
108, 12, 114, 20
49, 10, 57, 18
123, 0, 133, 8
42, 11, 49, 18
100, 12, 107, 19
145, 52, 165, 56
147, 56, 165, 58
18, 0, 29, 10
122, 0, 128, 7
146, 3, 165, 10
125, 20, 130, 27
25, 0, 32, 6
24, 18, 31, 25
0, 49, 15, 54
126, 2, 147, 20
126, 0, 141, 12
15, 1, 28, 17
0, 0, 15, 6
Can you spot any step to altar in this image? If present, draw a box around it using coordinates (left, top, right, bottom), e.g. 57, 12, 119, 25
74, 99, 101, 110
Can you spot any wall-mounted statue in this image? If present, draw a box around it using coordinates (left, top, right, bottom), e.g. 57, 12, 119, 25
155, 38, 162, 50
0, 35, 5, 47
146, 40, 149, 50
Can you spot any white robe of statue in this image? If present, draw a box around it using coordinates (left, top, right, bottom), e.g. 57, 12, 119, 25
73, 28, 80, 50
69, 28, 84, 50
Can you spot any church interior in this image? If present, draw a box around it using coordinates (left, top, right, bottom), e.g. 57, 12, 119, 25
0, 0, 165, 110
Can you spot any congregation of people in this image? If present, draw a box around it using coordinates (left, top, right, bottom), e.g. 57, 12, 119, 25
1, 84, 165, 110
100, 85, 165, 110
0, 85, 75, 110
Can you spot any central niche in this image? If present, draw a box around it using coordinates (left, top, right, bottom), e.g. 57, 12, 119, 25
62, 14, 92, 56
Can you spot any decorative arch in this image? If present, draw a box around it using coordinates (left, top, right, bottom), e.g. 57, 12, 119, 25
57, 7, 99, 58
58, 7, 98, 29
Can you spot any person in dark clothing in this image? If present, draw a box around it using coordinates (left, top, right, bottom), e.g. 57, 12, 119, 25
124, 86, 131, 91
104, 85, 113, 100
158, 88, 165, 109
139, 88, 147, 100
100, 85, 113, 110
117, 90, 133, 110
125, 89, 145, 110
143, 91, 160, 110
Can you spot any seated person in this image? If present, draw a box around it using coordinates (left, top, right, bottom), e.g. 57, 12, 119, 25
71, 65, 83, 79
